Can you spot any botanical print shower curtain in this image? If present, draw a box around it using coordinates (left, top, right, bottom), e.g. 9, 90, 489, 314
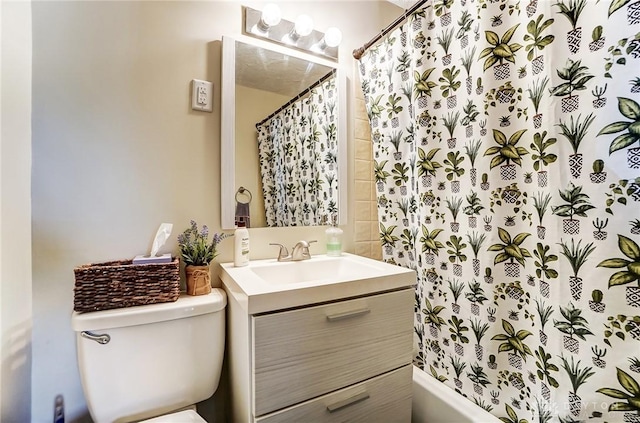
256, 74, 338, 226
358, 0, 640, 421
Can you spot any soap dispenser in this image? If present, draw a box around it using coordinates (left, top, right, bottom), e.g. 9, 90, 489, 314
325, 214, 343, 257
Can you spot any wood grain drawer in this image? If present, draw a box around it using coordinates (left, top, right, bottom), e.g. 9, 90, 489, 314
252, 288, 413, 416
256, 365, 412, 423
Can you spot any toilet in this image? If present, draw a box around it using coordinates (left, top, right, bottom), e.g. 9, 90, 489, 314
71, 289, 227, 422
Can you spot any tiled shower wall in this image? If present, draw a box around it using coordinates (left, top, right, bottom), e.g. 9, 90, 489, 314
353, 71, 382, 260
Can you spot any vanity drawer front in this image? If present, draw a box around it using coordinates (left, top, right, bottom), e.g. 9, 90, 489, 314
256, 365, 412, 423
252, 288, 413, 416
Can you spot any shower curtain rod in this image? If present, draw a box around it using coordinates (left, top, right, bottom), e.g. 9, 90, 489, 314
255, 69, 337, 128
352, 0, 429, 60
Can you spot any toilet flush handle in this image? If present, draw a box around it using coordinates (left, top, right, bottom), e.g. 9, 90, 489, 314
81, 331, 111, 345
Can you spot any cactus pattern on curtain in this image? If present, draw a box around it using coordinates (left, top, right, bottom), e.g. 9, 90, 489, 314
256, 75, 338, 226
358, 0, 640, 421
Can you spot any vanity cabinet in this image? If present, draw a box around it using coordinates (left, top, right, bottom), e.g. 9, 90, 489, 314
224, 287, 414, 423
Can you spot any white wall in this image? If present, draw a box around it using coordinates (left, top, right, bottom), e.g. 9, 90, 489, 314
1, 1, 33, 422
31, 1, 399, 422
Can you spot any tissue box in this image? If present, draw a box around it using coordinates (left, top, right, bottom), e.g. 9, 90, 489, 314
73, 257, 180, 313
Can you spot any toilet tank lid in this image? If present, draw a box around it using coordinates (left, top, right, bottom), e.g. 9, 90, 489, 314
71, 289, 226, 332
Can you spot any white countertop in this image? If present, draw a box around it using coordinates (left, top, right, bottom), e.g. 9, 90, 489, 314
220, 253, 416, 314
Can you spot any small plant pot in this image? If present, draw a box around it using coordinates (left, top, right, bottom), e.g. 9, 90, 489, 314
592, 357, 606, 368
532, 55, 544, 75
628, 147, 640, 169
563, 219, 580, 235
447, 138, 457, 149
533, 113, 543, 128
452, 303, 461, 314
589, 37, 605, 51
466, 125, 473, 137
471, 303, 480, 316
593, 97, 607, 108
473, 259, 480, 276
507, 286, 523, 300
484, 275, 494, 284
425, 253, 435, 265
454, 378, 462, 389
488, 361, 497, 370
567, 27, 582, 54
494, 63, 510, 80
473, 384, 483, 395
468, 216, 477, 228
626, 286, 640, 308
563, 335, 579, 354
590, 172, 607, 183
569, 153, 583, 178
541, 382, 550, 401
501, 188, 520, 203
568, 392, 582, 416
475, 344, 483, 361
185, 265, 212, 296
539, 330, 548, 346
589, 301, 605, 313
537, 226, 546, 239
509, 374, 525, 390
562, 95, 580, 113
429, 324, 438, 338
421, 174, 432, 188
570, 276, 583, 301
442, 54, 452, 66
505, 262, 521, 278
453, 264, 462, 277
628, 0, 640, 24
527, 0, 538, 17
450, 222, 460, 233
508, 353, 522, 369
500, 164, 517, 180
539, 281, 550, 298
454, 343, 464, 356
594, 230, 608, 241
480, 181, 490, 191
440, 12, 451, 26
484, 224, 492, 232
451, 180, 460, 193
537, 171, 548, 187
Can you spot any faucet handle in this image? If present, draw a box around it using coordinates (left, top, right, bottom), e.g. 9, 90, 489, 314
269, 243, 290, 261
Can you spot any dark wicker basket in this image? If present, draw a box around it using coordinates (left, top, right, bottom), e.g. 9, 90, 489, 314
73, 257, 180, 313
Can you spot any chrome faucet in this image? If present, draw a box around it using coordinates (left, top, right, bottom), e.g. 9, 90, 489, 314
270, 240, 317, 262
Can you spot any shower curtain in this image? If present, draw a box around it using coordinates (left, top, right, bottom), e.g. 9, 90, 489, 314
358, 0, 640, 421
256, 75, 338, 227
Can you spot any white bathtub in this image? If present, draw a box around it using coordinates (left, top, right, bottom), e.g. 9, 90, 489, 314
411, 366, 501, 423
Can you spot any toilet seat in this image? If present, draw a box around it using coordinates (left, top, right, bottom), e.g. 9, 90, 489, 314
140, 409, 206, 422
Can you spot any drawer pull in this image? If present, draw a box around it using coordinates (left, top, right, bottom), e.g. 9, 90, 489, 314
326, 308, 370, 322
326, 391, 370, 413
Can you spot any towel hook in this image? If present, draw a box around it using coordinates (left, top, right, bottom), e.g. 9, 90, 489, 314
236, 186, 252, 204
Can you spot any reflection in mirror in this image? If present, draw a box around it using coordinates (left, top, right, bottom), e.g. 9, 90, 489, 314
221, 35, 346, 230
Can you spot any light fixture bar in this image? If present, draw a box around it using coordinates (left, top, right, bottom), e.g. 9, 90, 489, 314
244, 6, 339, 61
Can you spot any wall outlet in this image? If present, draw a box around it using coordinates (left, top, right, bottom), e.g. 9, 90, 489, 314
191, 79, 213, 112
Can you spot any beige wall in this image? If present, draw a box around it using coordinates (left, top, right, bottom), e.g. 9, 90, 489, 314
1, 1, 33, 422
30, 1, 399, 422
353, 71, 382, 260
235, 84, 290, 228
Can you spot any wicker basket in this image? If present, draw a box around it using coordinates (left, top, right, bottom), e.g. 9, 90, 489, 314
73, 257, 180, 313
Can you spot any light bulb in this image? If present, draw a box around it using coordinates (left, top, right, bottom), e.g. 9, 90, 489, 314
294, 14, 314, 37
258, 3, 281, 31
324, 27, 342, 48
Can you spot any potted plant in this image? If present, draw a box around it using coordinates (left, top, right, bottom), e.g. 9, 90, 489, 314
590, 159, 607, 183
555, 0, 587, 54
597, 368, 640, 423
597, 97, 640, 170
417, 148, 442, 188
552, 182, 595, 234
556, 113, 595, 178
484, 128, 528, 180
536, 299, 554, 344
467, 232, 486, 276
491, 319, 533, 369
446, 235, 467, 277
533, 192, 552, 239
553, 302, 594, 354
479, 24, 522, 80
560, 355, 595, 416
488, 227, 532, 277
423, 298, 446, 338
444, 151, 465, 192
589, 25, 605, 51
524, 14, 555, 75
530, 130, 557, 187
597, 235, 640, 307
464, 140, 482, 186
470, 318, 490, 361
467, 362, 491, 394
559, 238, 596, 301
439, 66, 461, 109
178, 220, 231, 296
549, 59, 594, 113
535, 346, 559, 400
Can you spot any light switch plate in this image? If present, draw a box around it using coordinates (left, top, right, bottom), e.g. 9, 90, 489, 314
191, 79, 213, 112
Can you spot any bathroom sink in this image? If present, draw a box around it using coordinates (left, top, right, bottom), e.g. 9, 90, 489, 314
220, 253, 416, 314
248, 256, 385, 285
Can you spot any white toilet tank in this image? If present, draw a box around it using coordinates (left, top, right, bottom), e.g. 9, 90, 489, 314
71, 289, 226, 423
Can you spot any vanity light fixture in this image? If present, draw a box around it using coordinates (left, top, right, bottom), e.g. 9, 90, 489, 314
256, 3, 281, 32
243, 5, 340, 61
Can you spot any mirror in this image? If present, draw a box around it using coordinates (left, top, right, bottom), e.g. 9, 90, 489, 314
221, 35, 346, 229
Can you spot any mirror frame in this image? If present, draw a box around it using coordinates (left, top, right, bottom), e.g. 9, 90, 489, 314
221, 34, 347, 230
